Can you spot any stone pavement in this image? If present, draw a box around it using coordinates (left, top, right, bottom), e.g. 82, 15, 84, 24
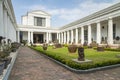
9, 47, 120, 80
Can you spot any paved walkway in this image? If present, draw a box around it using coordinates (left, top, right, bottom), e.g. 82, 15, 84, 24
9, 47, 120, 80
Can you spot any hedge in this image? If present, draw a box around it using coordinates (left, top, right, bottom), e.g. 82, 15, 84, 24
30, 46, 120, 70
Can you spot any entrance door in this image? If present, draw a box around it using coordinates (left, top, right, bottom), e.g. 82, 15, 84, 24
33, 34, 44, 43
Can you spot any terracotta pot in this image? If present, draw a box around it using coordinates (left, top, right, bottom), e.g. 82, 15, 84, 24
68, 45, 77, 53
43, 46, 47, 50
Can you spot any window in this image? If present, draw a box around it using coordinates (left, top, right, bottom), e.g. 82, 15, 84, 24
34, 17, 46, 26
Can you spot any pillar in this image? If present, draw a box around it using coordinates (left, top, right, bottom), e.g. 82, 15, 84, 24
28, 31, 30, 43
57, 33, 59, 40
67, 31, 70, 44
71, 29, 73, 43
96, 21, 101, 44
46, 32, 49, 43
88, 25, 92, 45
17, 30, 20, 43
49, 32, 51, 42
108, 17, 113, 45
64, 32, 66, 43
31, 31, 33, 43
58, 33, 60, 43
61, 32, 63, 43
75, 28, 78, 44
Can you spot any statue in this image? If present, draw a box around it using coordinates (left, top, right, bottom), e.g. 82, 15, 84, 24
78, 47, 85, 61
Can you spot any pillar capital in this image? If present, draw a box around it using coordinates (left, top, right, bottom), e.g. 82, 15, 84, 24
108, 17, 113, 20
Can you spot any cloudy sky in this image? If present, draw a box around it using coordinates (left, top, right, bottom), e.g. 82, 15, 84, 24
12, 0, 120, 28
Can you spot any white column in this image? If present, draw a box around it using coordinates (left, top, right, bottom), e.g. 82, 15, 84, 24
71, 29, 73, 43
28, 31, 30, 43
75, 28, 78, 44
31, 31, 33, 43
49, 32, 51, 42
108, 17, 113, 45
0, 1, 4, 36
88, 25, 92, 45
46, 32, 49, 43
81, 27, 84, 44
59, 33, 60, 43
61, 32, 63, 43
57, 33, 59, 40
17, 30, 20, 43
96, 22, 101, 44
67, 31, 70, 44
64, 32, 66, 43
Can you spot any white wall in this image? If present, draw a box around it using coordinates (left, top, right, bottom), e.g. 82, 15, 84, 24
22, 11, 51, 28
22, 16, 28, 25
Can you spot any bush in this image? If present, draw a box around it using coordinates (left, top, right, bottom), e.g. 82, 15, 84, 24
54, 43, 62, 48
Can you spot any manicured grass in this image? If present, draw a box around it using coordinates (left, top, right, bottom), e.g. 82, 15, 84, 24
30, 46, 120, 70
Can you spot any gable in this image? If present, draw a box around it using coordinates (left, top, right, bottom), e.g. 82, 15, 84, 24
28, 10, 51, 16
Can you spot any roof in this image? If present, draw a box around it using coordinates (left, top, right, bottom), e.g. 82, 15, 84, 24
27, 10, 51, 16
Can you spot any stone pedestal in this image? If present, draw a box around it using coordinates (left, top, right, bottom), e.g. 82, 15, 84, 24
72, 59, 93, 64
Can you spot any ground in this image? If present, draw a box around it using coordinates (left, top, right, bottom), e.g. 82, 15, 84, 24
9, 47, 120, 80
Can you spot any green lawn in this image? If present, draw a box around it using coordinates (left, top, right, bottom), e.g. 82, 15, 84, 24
30, 46, 120, 69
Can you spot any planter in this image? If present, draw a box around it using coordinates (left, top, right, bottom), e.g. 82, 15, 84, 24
68, 45, 77, 53
43, 46, 47, 50
97, 47, 104, 51
1, 57, 12, 69
0, 61, 5, 75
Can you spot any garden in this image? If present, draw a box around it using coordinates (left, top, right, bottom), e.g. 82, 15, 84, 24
0, 36, 20, 75
30, 44, 120, 70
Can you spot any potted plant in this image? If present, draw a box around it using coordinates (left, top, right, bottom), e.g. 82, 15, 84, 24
0, 51, 11, 69
68, 44, 77, 53
43, 43, 48, 50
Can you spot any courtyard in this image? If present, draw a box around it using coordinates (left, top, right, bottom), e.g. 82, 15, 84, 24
9, 46, 120, 80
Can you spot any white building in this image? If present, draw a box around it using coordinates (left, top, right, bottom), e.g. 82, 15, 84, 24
18, 2, 120, 46
0, 0, 120, 46
0, 0, 17, 43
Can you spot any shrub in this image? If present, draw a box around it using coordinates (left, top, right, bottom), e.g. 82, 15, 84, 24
54, 43, 62, 48
30, 46, 120, 70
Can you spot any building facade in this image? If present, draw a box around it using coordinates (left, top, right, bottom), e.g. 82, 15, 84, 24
18, 10, 59, 44
0, 0, 17, 43
18, 2, 120, 46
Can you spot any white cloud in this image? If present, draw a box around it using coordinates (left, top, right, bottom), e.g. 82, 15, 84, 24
22, 0, 120, 27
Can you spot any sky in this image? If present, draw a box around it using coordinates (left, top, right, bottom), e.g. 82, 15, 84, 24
12, 0, 120, 28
